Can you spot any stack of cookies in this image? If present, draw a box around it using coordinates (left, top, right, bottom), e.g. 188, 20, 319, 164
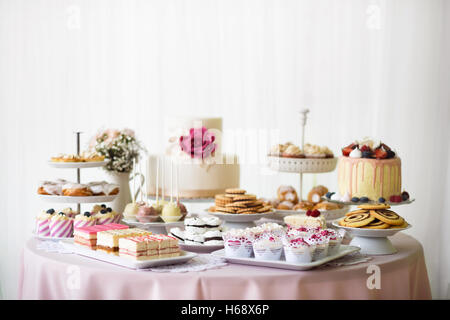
212, 189, 272, 214
338, 204, 408, 229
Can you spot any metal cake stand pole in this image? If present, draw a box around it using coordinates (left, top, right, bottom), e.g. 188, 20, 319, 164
75, 131, 82, 214
299, 109, 309, 200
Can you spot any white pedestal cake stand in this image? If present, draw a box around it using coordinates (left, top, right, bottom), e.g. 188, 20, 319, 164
332, 222, 411, 255
205, 211, 275, 230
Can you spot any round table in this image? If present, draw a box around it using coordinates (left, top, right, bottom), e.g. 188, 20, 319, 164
18, 233, 431, 300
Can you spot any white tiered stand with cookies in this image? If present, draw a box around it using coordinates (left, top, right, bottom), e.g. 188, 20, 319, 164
37, 132, 119, 238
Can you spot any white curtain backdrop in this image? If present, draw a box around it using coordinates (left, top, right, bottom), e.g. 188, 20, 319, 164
0, 0, 449, 299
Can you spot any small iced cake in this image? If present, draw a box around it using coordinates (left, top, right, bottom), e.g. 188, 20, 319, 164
74, 223, 128, 250
169, 216, 223, 245
284, 212, 326, 230
96, 228, 151, 255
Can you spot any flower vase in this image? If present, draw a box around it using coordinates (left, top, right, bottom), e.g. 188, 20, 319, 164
106, 171, 132, 214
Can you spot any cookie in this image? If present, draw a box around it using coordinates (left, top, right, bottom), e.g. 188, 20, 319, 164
369, 209, 404, 226
340, 213, 375, 228
358, 203, 391, 210
246, 200, 264, 207
215, 207, 237, 214
345, 209, 368, 216
361, 219, 390, 229
225, 188, 247, 194
233, 194, 257, 201
236, 208, 258, 214
389, 221, 409, 229
225, 202, 247, 208
257, 206, 273, 213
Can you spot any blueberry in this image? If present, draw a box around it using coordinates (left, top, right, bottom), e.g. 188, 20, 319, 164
58, 212, 65, 216
83, 211, 91, 217
106, 207, 112, 212
401, 191, 410, 201
360, 197, 369, 203
46, 208, 55, 214
101, 204, 107, 208
100, 209, 107, 214
326, 192, 335, 199
351, 197, 360, 203
378, 197, 386, 203
386, 150, 396, 158
361, 151, 373, 158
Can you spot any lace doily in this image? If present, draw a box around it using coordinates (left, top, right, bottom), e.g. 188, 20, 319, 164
142, 255, 228, 273
318, 252, 373, 269
36, 240, 74, 254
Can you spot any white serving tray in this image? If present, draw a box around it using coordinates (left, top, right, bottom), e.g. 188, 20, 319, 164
60, 239, 197, 270
47, 160, 107, 169
267, 156, 337, 173
179, 242, 224, 253
211, 245, 360, 271
37, 194, 117, 203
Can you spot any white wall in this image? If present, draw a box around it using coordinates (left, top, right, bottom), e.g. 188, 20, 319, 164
0, 0, 449, 299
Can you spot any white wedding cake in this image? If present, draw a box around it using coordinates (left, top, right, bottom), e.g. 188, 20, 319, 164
147, 117, 240, 199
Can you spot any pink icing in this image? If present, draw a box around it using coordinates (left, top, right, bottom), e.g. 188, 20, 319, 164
179, 127, 217, 159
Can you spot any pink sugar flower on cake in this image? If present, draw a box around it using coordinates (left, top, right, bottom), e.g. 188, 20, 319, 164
179, 126, 217, 159
49, 212, 73, 238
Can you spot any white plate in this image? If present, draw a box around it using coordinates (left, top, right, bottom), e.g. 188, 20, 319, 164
323, 197, 415, 207
211, 245, 360, 271
37, 194, 118, 203
332, 222, 411, 238
47, 160, 107, 169
267, 156, 337, 173
122, 219, 184, 228
273, 206, 349, 221
33, 233, 73, 241
205, 210, 275, 222
60, 239, 197, 270
179, 242, 224, 253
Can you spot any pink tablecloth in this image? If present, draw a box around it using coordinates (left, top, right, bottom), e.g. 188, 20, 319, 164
18, 233, 431, 300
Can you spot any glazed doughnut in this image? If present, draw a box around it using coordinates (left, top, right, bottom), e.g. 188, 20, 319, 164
37, 181, 62, 195
307, 185, 329, 203
313, 201, 341, 211
277, 185, 299, 204
277, 201, 294, 210
62, 183, 93, 197
293, 201, 314, 211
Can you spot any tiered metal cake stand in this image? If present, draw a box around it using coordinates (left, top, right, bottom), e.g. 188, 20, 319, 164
38, 132, 118, 215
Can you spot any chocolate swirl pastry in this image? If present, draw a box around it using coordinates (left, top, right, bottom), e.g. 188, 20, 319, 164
369, 210, 404, 226
362, 219, 390, 229
339, 213, 375, 227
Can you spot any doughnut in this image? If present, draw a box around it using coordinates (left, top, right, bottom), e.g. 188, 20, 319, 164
277, 185, 299, 204
293, 201, 314, 211
307, 185, 329, 203
62, 184, 93, 197
313, 201, 341, 211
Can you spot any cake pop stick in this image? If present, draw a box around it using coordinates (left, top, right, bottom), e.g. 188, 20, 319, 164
132, 157, 136, 203
170, 160, 173, 203
161, 158, 165, 202
176, 162, 179, 204
155, 156, 159, 205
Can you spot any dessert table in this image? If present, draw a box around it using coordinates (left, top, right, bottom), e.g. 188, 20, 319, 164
18, 233, 431, 300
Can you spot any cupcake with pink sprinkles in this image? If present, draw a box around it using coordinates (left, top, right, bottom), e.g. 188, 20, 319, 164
49, 212, 73, 238
223, 229, 253, 258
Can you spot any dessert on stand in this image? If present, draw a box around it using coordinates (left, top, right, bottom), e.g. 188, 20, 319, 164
206, 188, 274, 229
34, 132, 120, 240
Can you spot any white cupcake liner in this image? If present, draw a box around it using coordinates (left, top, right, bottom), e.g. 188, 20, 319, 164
311, 243, 329, 261
283, 245, 315, 263
224, 239, 253, 258
73, 219, 96, 230
253, 246, 282, 261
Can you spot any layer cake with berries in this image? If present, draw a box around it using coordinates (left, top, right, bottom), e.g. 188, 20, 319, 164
338, 138, 401, 201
